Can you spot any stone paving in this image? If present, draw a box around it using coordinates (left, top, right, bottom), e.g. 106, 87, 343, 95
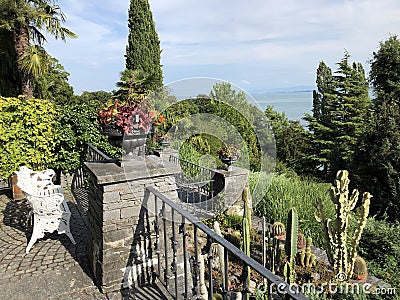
0, 189, 170, 299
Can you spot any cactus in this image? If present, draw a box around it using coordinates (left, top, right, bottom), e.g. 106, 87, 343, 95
242, 216, 251, 290
266, 230, 281, 274
284, 207, 298, 284
243, 183, 252, 229
315, 170, 372, 279
213, 221, 226, 290
272, 221, 286, 238
298, 237, 316, 268
352, 256, 368, 280
297, 232, 306, 250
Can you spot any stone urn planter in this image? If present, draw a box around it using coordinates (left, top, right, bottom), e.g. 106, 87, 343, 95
100, 124, 149, 157
219, 155, 238, 170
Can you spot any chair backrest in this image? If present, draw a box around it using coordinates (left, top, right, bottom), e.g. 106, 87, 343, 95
15, 166, 56, 197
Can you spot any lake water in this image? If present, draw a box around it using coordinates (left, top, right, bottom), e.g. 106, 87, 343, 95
250, 91, 313, 122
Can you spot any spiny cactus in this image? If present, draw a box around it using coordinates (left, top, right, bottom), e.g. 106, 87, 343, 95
315, 170, 372, 279
213, 221, 225, 289
266, 230, 281, 274
242, 216, 251, 289
297, 232, 306, 250
272, 221, 286, 238
243, 183, 252, 229
298, 237, 316, 268
284, 207, 298, 283
352, 256, 368, 279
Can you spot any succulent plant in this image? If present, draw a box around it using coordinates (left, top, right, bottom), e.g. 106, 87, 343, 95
352, 256, 368, 280
298, 236, 317, 268
272, 221, 286, 238
315, 170, 372, 279
284, 207, 298, 284
297, 232, 306, 250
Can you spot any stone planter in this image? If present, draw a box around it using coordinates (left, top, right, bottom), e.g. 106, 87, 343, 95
100, 124, 149, 156
219, 155, 238, 170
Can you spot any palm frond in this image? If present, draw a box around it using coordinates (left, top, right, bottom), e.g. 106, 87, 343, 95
20, 44, 51, 78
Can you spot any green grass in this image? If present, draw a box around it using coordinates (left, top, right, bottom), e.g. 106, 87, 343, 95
251, 172, 334, 248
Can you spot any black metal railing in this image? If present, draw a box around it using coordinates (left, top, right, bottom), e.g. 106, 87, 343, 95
169, 155, 215, 184
142, 186, 307, 300
87, 143, 115, 162
71, 143, 117, 220
169, 155, 215, 195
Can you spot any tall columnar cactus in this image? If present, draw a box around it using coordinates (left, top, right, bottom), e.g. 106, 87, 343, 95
315, 170, 372, 278
243, 183, 252, 229
242, 216, 251, 289
284, 207, 298, 283
199, 254, 208, 299
213, 221, 226, 289
266, 230, 281, 274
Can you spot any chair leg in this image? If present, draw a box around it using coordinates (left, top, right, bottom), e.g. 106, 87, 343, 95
26, 224, 40, 254
65, 230, 76, 245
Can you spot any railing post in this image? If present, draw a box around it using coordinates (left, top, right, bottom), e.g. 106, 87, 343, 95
180, 218, 189, 299
162, 201, 169, 288
171, 209, 178, 299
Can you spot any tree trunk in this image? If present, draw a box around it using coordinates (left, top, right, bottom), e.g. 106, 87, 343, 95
14, 20, 33, 98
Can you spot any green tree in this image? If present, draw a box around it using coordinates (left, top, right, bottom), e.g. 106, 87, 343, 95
265, 106, 312, 175
33, 56, 74, 104
354, 35, 400, 220
331, 52, 370, 171
125, 0, 163, 91
304, 61, 337, 176
305, 53, 370, 179
0, 0, 76, 98
73, 90, 112, 105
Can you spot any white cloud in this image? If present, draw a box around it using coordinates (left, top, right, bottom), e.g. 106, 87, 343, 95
40, 0, 400, 93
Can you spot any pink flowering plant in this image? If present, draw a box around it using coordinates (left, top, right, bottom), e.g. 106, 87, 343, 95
98, 70, 164, 134
218, 144, 240, 160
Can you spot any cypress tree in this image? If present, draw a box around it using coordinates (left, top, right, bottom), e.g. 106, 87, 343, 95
305, 53, 370, 178
304, 61, 336, 177
125, 0, 163, 91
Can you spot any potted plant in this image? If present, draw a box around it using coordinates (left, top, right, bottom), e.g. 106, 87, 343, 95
157, 132, 171, 148
218, 144, 240, 169
98, 70, 163, 155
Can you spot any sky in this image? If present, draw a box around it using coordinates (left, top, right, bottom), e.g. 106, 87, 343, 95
44, 0, 400, 95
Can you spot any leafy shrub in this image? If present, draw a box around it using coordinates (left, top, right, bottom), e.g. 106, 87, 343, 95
0, 96, 58, 178
252, 172, 334, 248
358, 218, 400, 297
52, 101, 121, 173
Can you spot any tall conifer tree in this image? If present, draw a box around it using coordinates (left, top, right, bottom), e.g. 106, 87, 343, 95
304, 61, 336, 176
305, 53, 370, 178
354, 35, 400, 219
125, 0, 163, 91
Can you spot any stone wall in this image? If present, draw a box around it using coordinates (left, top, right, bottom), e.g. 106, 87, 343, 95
85, 156, 182, 292
84, 154, 249, 294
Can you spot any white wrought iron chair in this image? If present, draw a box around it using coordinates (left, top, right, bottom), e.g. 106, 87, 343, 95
15, 166, 76, 254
